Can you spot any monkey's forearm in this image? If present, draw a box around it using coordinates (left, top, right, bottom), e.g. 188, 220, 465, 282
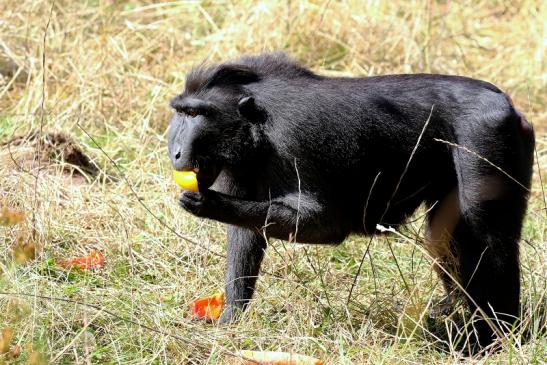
180, 190, 346, 243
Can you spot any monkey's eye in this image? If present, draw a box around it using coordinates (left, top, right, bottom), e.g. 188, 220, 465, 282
185, 108, 200, 118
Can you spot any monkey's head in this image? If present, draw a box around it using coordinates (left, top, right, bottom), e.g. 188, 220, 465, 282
168, 64, 267, 188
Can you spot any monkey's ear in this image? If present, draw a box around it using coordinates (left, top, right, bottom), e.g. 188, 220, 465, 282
238, 96, 267, 123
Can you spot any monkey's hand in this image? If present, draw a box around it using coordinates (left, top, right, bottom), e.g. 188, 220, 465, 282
180, 190, 215, 218
179, 189, 236, 220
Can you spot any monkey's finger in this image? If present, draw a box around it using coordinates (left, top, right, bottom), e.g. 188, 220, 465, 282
181, 191, 203, 202
179, 193, 203, 213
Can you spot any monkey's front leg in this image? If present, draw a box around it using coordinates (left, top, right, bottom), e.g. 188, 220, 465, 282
218, 225, 267, 323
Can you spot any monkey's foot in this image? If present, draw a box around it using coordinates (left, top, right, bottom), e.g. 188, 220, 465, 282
218, 305, 245, 324
429, 294, 457, 319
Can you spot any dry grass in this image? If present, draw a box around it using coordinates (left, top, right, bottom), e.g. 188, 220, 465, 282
0, 0, 545, 363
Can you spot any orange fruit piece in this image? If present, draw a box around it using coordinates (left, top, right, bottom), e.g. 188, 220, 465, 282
236, 350, 324, 365
191, 292, 224, 320
57, 249, 105, 270
173, 170, 199, 192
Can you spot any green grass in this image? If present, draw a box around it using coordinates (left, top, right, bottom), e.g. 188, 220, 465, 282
0, 0, 546, 363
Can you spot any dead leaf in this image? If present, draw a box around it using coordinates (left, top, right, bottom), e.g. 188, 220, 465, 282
0, 207, 25, 226
13, 242, 36, 264
0, 328, 14, 354
9, 344, 21, 358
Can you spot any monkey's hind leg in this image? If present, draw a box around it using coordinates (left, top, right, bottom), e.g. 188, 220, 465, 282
448, 111, 532, 349
450, 164, 529, 349
453, 194, 525, 348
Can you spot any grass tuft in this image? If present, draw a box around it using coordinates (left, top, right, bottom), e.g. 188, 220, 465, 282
0, 0, 545, 363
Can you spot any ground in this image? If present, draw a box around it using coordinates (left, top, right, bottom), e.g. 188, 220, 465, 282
0, 1, 545, 364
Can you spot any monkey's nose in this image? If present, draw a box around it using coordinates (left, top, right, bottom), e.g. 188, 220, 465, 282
171, 150, 188, 171
171, 150, 197, 172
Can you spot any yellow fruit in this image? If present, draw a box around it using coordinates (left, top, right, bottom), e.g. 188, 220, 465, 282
173, 170, 199, 192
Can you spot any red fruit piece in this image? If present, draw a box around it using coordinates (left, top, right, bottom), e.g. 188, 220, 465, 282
191, 292, 224, 320
58, 249, 105, 270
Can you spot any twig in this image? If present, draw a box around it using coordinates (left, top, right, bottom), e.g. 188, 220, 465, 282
347, 171, 381, 306
0, 292, 262, 364
32, 0, 55, 241
50, 309, 103, 363
384, 105, 435, 219
294, 157, 301, 242
348, 105, 435, 304
75, 120, 225, 258
303, 247, 335, 314
374, 224, 508, 343
526, 88, 547, 218
362, 172, 381, 231
433, 138, 530, 192
382, 105, 435, 296
346, 235, 375, 307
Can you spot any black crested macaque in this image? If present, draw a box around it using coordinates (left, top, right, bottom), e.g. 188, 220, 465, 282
167, 53, 534, 349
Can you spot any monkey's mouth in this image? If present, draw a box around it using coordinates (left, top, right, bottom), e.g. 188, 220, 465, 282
194, 163, 221, 190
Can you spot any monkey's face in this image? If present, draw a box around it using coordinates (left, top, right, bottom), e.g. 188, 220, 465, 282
168, 94, 260, 189
167, 96, 223, 189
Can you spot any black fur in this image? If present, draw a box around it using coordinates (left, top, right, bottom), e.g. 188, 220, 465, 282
167, 53, 534, 349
